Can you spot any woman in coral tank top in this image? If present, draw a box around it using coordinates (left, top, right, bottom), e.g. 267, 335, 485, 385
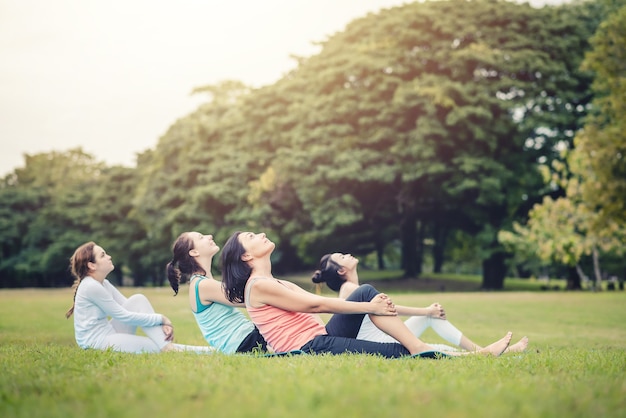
220, 231, 513, 358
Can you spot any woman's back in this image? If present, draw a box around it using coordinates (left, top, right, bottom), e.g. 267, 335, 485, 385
245, 278, 325, 352
191, 277, 254, 353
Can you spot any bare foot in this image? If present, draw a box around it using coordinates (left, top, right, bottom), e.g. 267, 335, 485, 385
479, 332, 513, 356
160, 343, 183, 352
504, 336, 529, 354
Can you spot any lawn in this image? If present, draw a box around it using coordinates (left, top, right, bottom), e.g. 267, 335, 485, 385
0, 286, 625, 418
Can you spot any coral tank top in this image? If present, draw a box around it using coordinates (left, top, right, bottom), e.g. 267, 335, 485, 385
245, 277, 326, 352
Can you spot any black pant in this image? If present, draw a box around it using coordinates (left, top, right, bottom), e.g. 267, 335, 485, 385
236, 326, 268, 353
300, 284, 410, 358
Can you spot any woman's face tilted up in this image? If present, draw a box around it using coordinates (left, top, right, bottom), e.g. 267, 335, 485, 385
90, 245, 115, 276
188, 232, 220, 258
329, 253, 359, 275
238, 232, 275, 260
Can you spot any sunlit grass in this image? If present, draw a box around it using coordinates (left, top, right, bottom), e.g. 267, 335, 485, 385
1, 288, 625, 418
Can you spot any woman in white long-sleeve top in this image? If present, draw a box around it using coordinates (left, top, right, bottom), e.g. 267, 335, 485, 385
65, 241, 214, 354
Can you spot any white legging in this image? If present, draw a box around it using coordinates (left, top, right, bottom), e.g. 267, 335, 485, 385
357, 315, 463, 351
102, 294, 214, 354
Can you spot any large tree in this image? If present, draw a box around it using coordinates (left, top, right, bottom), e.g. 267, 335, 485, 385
17, 0, 601, 288
571, 3, 626, 229
238, 0, 602, 288
86, 166, 148, 286
499, 3, 626, 289
0, 149, 104, 287
131, 81, 262, 281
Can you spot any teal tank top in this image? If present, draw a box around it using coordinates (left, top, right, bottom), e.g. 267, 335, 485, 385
190, 274, 254, 354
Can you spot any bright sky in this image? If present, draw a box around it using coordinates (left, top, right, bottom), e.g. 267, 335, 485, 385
0, 0, 563, 177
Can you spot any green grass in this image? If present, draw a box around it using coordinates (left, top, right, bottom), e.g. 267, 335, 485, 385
1, 288, 625, 418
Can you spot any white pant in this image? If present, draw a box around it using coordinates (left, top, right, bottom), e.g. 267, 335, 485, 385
103, 294, 214, 354
357, 315, 463, 351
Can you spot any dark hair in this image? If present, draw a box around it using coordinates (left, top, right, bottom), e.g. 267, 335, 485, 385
166, 232, 206, 296
65, 241, 96, 318
311, 253, 345, 292
220, 231, 251, 303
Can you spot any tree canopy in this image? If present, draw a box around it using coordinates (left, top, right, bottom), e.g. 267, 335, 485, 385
499, 0, 626, 289
1, 0, 622, 289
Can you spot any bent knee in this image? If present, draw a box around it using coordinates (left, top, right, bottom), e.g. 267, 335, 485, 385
357, 284, 380, 300
127, 294, 149, 303
124, 294, 154, 312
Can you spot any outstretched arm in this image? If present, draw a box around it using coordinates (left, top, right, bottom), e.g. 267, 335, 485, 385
395, 302, 446, 319
339, 282, 446, 319
251, 278, 397, 316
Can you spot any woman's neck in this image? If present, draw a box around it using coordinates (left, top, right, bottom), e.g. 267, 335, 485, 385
338, 270, 359, 298
344, 270, 360, 284
339, 280, 359, 298
89, 272, 106, 283
250, 257, 273, 278
196, 257, 213, 278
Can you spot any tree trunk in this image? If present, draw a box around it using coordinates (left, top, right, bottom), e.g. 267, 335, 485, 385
415, 221, 425, 276
273, 241, 306, 274
592, 246, 602, 291
401, 211, 418, 278
129, 262, 145, 287
566, 265, 582, 290
481, 251, 506, 290
432, 224, 447, 273
154, 265, 165, 287
375, 236, 386, 270
575, 264, 589, 289
110, 264, 123, 286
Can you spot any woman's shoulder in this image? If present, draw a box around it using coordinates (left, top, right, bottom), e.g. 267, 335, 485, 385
76, 277, 105, 296
245, 276, 279, 298
253, 277, 298, 294
248, 276, 280, 287
77, 276, 97, 289
247, 275, 272, 283
195, 276, 220, 305
192, 274, 221, 287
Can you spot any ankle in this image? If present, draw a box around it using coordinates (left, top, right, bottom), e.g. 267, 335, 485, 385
160, 343, 181, 352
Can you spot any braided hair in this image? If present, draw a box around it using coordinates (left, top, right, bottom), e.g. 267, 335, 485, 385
65, 241, 96, 318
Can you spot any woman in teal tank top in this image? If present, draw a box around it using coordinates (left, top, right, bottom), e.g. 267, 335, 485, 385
166, 232, 267, 354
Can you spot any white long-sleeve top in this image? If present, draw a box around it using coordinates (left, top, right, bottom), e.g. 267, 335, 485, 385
73, 277, 162, 349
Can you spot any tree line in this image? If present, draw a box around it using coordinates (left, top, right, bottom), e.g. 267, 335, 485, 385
1, 0, 624, 290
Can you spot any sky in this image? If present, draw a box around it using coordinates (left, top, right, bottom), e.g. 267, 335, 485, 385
0, 0, 564, 177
